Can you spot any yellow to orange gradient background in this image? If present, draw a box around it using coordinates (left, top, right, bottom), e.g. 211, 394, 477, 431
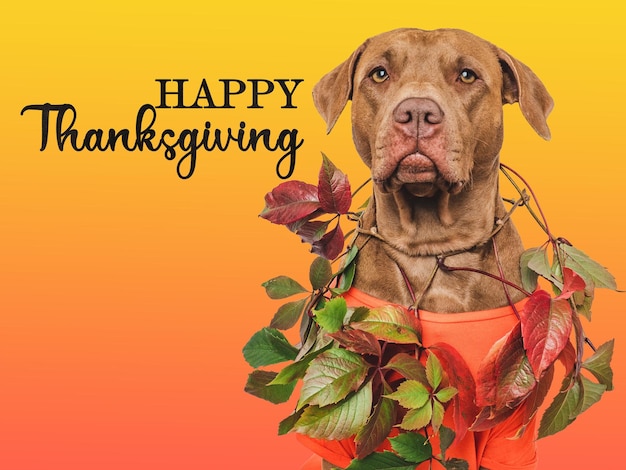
1, 1, 624, 469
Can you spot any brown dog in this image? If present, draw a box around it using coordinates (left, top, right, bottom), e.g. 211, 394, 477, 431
314, 28, 552, 313
312, 28, 553, 470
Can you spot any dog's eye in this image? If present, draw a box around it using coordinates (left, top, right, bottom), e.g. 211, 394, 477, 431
370, 67, 389, 83
459, 69, 478, 84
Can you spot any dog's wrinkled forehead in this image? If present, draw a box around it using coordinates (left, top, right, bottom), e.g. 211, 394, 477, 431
353, 29, 500, 87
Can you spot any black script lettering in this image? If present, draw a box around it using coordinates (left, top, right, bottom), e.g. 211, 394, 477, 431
21, 103, 305, 180
20, 103, 66, 150
135, 104, 161, 151
275, 129, 303, 178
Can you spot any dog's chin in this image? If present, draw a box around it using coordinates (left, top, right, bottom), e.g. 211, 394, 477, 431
375, 154, 465, 197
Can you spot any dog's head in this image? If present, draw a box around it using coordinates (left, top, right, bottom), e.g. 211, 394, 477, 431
313, 28, 553, 198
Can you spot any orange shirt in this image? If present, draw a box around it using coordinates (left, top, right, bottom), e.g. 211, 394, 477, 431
297, 287, 537, 470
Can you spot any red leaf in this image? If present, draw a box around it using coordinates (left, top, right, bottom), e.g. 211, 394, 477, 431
557, 267, 586, 300
476, 324, 537, 411
558, 340, 577, 374
260, 180, 321, 225
516, 364, 555, 437
286, 210, 325, 233
470, 406, 515, 432
384, 353, 427, 383
318, 154, 352, 214
294, 220, 331, 244
329, 329, 382, 357
476, 333, 508, 408
521, 290, 573, 379
355, 395, 396, 459
494, 324, 536, 410
311, 222, 344, 260
429, 343, 477, 441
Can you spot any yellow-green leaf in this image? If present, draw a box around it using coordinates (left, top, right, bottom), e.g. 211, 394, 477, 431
401, 402, 432, 431
351, 305, 420, 344
298, 348, 370, 408
294, 381, 373, 440
385, 380, 430, 409
435, 386, 458, 404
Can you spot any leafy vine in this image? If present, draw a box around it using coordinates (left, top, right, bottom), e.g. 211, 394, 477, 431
243, 155, 616, 469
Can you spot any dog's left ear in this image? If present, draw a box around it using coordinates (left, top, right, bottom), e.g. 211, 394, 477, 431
313, 43, 366, 133
498, 49, 554, 140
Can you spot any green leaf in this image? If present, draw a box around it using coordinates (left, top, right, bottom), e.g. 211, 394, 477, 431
242, 328, 298, 367
582, 339, 614, 390
538, 374, 582, 439
561, 244, 617, 290
401, 402, 433, 431
310, 256, 333, 290
355, 395, 396, 459
573, 290, 593, 321
270, 298, 307, 330
431, 400, 445, 433
294, 380, 373, 440
389, 432, 432, 464
333, 243, 359, 278
315, 297, 348, 333
524, 244, 552, 279
429, 343, 477, 440
351, 305, 421, 344
270, 343, 333, 385
296, 314, 319, 361
524, 246, 553, 281
346, 451, 416, 470
520, 247, 545, 292
332, 260, 357, 296
435, 386, 458, 404
384, 353, 428, 384
578, 375, 607, 415
270, 360, 309, 386
298, 348, 370, 408
426, 353, 443, 390
331, 245, 359, 296
439, 426, 456, 458
278, 409, 304, 435
262, 275, 308, 299
349, 306, 370, 323
244, 370, 297, 404
385, 380, 430, 409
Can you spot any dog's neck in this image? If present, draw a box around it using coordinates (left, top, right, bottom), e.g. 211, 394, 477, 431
364, 167, 502, 257
353, 157, 526, 311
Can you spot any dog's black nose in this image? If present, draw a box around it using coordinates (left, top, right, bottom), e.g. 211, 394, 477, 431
393, 98, 444, 138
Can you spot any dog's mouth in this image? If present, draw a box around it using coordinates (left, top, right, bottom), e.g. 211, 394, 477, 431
396, 152, 437, 183
375, 152, 464, 197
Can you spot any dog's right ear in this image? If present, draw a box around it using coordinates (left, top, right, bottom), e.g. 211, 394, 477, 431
313, 44, 365, 133
497, 49, 554, 140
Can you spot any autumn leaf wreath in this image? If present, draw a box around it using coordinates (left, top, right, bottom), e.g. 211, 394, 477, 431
243, 155, 616, 469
